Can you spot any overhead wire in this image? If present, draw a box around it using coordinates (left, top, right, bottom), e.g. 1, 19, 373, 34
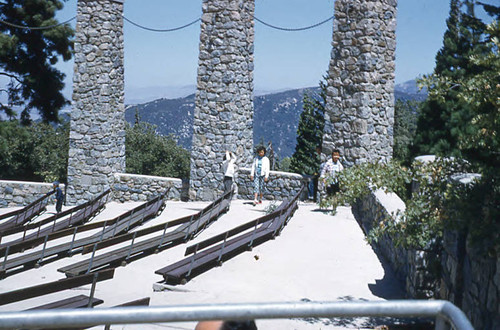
0, 16, 76, 30
252, 14, 334, 31
122, 15, 201, 32
0, 4, 333, 33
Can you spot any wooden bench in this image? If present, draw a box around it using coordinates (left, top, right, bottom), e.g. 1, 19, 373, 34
155, 188, 302, 285
0, 191, 53, 233
115, 297, 150, 307
0, 192, 168, 278
0, 189, 111, 256
0, 269, 114, 306
27, 294, 104, 310
58, 192, 232, 277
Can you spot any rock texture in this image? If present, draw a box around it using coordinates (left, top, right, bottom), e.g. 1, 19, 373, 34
323, 0, 397, 166
66, 0, 125, 205
0, 181, 63, 207
190, 0, 255, 201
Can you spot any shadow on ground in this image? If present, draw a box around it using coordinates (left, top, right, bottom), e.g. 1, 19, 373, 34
295, 297, 434, 329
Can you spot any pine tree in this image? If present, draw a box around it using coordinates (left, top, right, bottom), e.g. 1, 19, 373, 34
412, 0, 491, 158
393, 99, 420, 164
0, 0, 74, 124
290, 79, 326, 175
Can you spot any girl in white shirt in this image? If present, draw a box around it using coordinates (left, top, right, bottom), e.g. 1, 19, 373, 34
250, 146, 270, 205
222, 150, 237, 194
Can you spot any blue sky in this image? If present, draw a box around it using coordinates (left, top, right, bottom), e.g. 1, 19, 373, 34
53, 0, 496, 103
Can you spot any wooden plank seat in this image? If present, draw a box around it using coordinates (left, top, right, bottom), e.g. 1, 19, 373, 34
0, 189, 111, 256
0, 192, 168, 278
58, 193, 232, 277
183, 200, 290, 256
115, 297, 150, 307
155, 191, 301, 285
0, 191, 54, 233
155, 203, 292, 284
0, 202, 86, 239
27, 294, 104, 310
0, 269, 114, 307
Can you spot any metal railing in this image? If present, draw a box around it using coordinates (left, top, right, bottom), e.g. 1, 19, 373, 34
0, 300, 473, 329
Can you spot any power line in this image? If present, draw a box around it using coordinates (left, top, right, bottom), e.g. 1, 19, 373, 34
0, 16, 75, 30
252, 14, 334, 31
0, 11, 333, 33
122, 15, 201, 32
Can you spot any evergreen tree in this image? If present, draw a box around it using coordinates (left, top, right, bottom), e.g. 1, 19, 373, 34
290, 79, 326, 175
393, 99, 420, 164
0, 0, 74, 124
0, 119, 69, 182
412, 0, 491, 157
125, 122, 190, 179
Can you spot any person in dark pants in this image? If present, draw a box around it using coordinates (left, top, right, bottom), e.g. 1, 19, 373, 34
53, 181, 64, 213
319, 149, 344, 197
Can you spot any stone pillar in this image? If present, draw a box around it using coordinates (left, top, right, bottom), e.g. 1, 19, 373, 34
190, 0, 255, 201
323, 0, 397, 166
66, 0, 125, 205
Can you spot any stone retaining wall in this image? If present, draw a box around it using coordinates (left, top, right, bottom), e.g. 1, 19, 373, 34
235, 168, 306, 201
0, 174, 183, 208
353, 187, 499, 329
112, 173, 183, 202
352, 189, 439, 298
439, 174, 499, 330
0, 180, 65, 208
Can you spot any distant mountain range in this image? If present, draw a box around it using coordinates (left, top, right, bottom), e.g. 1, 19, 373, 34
125, 80, 427, 159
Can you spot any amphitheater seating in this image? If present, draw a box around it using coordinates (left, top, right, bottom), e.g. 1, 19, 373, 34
58, 191, 232, 277
0, 269, 114, 307
0, 191, 167, 278
0, 191, 54, 233
155, 188, 301, 285
27, 295, 104, 310
0, 189, 110, 258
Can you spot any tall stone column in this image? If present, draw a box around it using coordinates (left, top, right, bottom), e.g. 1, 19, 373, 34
323, 0, 397, 166
190, 0, 255, 201
66, 0, 125, 205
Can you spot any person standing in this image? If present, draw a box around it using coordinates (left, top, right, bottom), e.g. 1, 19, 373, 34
320, 149, 344, 196
52, 181, 64, 213
222, 150, 237, 194
250, 146, 270, 206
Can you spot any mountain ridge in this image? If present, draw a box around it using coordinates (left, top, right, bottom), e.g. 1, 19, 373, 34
125, 80, 426, 158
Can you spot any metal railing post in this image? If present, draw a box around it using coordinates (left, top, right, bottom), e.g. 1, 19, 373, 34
2, 246, 9, 271
38, 235, 49, 264
87, 273, 98, 308
125, 232, 137, 260
158, 223, 170, 249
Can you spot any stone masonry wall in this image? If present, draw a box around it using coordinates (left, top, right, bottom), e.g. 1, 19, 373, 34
0, 180, 64, 208
67, 0, 125, 205
190, 0, 255, 201
324, 0, 397, 166
0, 174, 182, 208
236, 168, 306, 201
112, 173, 183, 202
351, 189, 438, 298
354, 186, 499, 329
439, 175, 500, 330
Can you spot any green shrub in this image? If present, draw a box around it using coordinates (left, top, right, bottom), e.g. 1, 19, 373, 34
319, 158, 492, 250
